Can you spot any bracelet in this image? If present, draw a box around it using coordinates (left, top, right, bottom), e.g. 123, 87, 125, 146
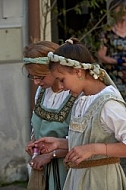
52, 150, 57, 158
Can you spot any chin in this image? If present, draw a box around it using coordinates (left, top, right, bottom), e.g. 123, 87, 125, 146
70, 91, 78, 97
40, 85, 46, 88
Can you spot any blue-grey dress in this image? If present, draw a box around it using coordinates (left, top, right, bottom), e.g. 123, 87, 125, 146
31, 88, 76, 190
63, 92, 126, 190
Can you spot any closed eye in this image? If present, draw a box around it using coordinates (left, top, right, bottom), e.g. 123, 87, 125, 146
56, 77, 64, 83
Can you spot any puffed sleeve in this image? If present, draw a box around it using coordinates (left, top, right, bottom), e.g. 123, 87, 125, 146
101, 100, 126, 144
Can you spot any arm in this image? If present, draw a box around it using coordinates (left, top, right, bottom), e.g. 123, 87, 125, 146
35, 86, 42, 104
32, 137, 68, 153
97, 42, 126, 66
64, 142, 126, 166
30, 148, 68, 170
65, 99, 126, 165
25, 128, 36, 155
97, 45, 117, 65
25, 140, 35, 155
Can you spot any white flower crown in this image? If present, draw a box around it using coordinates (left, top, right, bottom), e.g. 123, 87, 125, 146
48, 52, 105, 80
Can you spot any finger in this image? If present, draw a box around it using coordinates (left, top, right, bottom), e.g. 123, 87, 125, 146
34, 142, 45, 152
65, 151, 75, 162
64, 156, 79, 166
41, 146, 50, 154
35, 138, 46, 144
74, 158, 83, 165
25, 148, 29, 153
34, 143, 44, 151
39, 166, 43, 170
28, 142, 35, 148
30, 161, 38, 169
37, 144, 49, 153
70, 156, 79, 163
26, 147, 33, 155
35, 165, 43, 170
30, 161, 34, 167
31, 161, 43, 170
40, 148, 46, 154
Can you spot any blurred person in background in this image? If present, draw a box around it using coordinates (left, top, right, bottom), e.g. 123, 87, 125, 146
98, 0, 126, 101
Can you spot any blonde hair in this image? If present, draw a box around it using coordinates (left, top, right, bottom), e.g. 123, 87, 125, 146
23, 41, 59, 76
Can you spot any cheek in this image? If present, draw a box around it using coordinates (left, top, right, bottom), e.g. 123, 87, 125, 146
34, 80, 40, 85
67, 78, 78, 90
44, 75, 55, 83
45, 78, 55, 85
51, 69, 65, 79
63, 80, 73, 89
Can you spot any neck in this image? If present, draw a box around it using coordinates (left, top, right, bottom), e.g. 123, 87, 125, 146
83, 80, 106, 96
51, 80, 63, 93
112, 22, 126, 37
115, 20, 126, 28
52, 87, 63, 93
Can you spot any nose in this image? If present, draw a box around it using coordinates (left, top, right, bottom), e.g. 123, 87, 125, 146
58, 82, 65, 90
33, 79, 41, 85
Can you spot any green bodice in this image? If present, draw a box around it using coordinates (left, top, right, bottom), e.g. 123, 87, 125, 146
32, 89, 76, 140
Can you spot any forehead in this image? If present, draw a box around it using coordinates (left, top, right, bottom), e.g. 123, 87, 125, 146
51, 68, 65, 78
26, 63, 50, 76
116, 3, 126, 9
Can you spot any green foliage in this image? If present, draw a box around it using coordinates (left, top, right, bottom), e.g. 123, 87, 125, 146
52, 0, 108, 58
43, 0, 109, 58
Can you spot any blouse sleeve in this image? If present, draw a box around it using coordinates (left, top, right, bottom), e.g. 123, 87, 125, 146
35, 86, 42, 104
101, 100, 126, 144
99, 30, 108, 48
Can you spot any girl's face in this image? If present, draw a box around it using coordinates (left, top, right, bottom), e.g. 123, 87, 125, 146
51, 65, 84, 97
28, 72, 56, 88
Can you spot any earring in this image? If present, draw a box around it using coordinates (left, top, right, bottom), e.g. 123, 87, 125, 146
79, 77, 83, 80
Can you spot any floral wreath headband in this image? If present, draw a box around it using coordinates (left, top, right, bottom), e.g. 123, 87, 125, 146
23, 57, 49, 64
48, 51, 105, 80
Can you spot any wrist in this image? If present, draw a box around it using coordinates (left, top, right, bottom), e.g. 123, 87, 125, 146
58, 139, 68, 149
94, 143, 107, 156
51, 150, 57, 159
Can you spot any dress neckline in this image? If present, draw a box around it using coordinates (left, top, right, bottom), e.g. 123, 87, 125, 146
112, 26, 126, 38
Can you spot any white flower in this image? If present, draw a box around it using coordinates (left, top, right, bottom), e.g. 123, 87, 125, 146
61, 60, 67, 65
53, 55, 59, 62
48, 52, 53, 59
67, 59, 74, 66
93, 66, 100, 74
83, 64, 91, 70
74, 60, 80, 66
93, 74, 98, 79
60, 57, 65, 62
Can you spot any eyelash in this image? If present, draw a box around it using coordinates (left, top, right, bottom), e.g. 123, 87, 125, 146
60, 79, 64, 83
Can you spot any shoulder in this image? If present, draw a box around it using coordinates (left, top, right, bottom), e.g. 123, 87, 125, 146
35, 86, 42, 103
100, 25, 112, 38
101, 86, 126, 110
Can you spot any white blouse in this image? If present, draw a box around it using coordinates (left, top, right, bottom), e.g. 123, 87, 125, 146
35, 86, 70, 109
73, 85, 126, 144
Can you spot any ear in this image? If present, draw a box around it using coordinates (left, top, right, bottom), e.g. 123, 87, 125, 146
73, 68, 83, 77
